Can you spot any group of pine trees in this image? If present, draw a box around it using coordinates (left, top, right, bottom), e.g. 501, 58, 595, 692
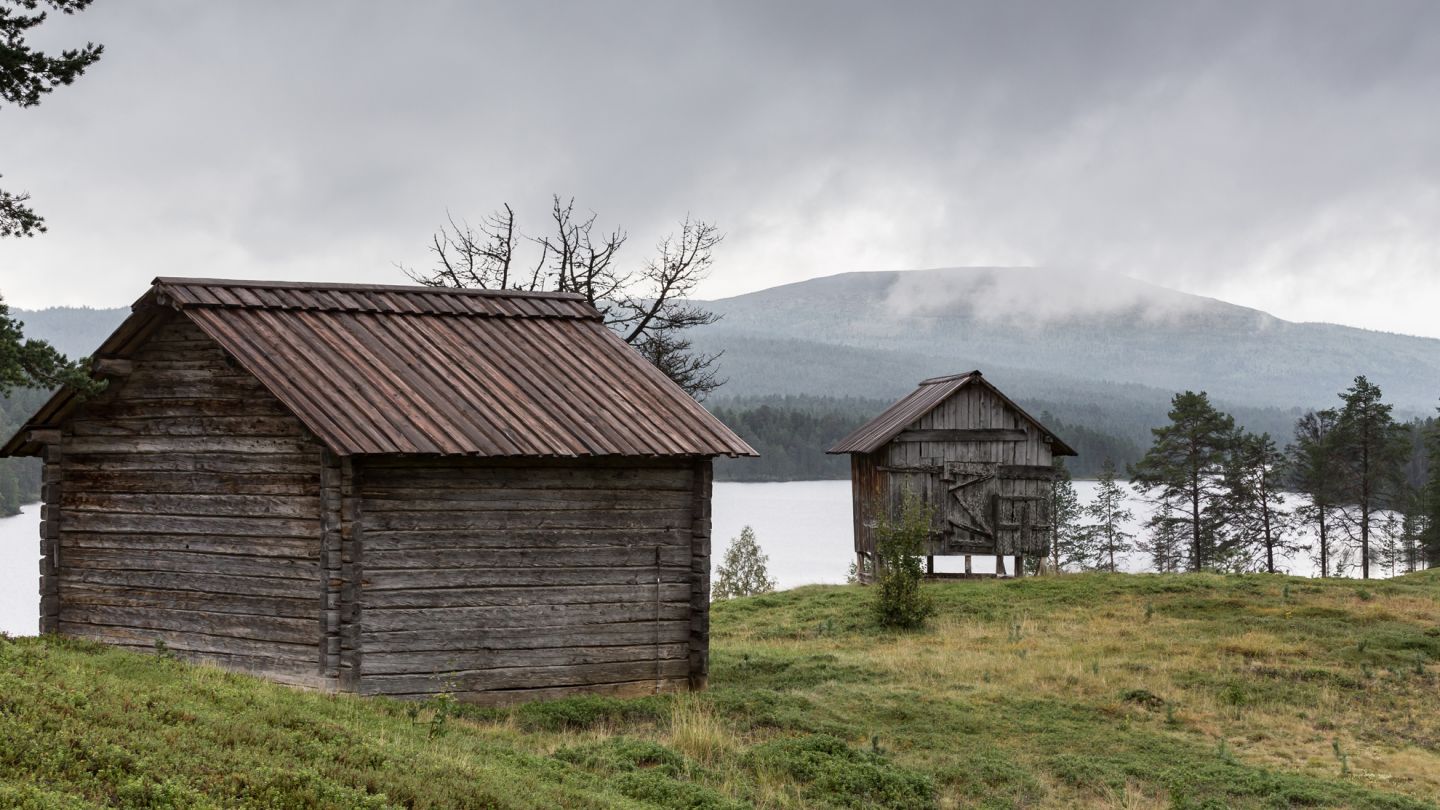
1050, 376, 1440, 578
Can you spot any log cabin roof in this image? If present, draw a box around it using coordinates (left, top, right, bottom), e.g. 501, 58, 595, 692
1, 278, 757, 459
826, 370, 1077, 456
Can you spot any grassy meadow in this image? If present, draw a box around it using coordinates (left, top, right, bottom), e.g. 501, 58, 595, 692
2, 571, 1439, 809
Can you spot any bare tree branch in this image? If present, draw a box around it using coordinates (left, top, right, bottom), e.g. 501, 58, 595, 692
403, 196, 725, 397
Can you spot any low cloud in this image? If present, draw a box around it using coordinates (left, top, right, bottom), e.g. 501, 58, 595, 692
879, 267, 1213, 326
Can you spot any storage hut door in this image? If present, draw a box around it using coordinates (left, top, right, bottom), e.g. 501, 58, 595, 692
940, 462, 998, 551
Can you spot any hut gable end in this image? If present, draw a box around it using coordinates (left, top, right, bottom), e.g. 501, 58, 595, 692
49, 315, 329, 685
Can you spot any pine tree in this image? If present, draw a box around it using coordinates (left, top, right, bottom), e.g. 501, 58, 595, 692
1391, 485, 1425, 575
0, 463, 20, 517
1289, 409, 1342, 577
1334, 376, 1409, 579
1049, 458, 1087, 572
713, 526, 776, 600
1137, 494, 1186, 573
1421, 409, 1440, 569
1219, 431, 1294, 573
1130, 391, 1236, 571
2, 295, 96, 393
871, 491, 936, 629
2, 0, 105, 237
1084, 459, 1134, 572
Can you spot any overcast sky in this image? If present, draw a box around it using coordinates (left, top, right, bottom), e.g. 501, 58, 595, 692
2, 1, 1439, 337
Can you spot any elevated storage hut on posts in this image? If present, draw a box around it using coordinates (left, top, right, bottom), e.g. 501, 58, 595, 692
1, 278, 754, 703
828, 371, 1076, 580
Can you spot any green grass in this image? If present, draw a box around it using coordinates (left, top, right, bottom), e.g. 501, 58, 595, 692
3, 570, 1439, 808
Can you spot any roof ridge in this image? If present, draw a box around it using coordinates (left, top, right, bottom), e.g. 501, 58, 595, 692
918, 370, 980, 385
152, 277, 587, 302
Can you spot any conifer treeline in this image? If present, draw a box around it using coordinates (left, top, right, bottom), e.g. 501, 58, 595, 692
0, 388, 48, 516
1050, 376, 1440, 577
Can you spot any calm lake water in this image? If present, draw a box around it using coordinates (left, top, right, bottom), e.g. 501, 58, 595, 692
0, 480, 1363, 637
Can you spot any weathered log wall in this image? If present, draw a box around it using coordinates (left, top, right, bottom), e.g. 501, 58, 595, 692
53, 316, 328, 687
854, 383, 1055, 562
354, 456, 709, 704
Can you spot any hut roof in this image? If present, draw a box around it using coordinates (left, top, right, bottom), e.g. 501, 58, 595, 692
2, 278, 756, 459
826, 370, 1077, 456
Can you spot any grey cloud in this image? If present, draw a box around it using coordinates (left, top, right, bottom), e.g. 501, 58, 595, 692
2, 1, 1439, 337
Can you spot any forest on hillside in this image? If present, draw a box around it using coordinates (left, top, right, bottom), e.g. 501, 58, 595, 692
710, 393, 1223, 481
0, 389, 48, 516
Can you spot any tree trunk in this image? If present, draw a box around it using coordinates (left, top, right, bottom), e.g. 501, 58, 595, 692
1190, 481, 1202, 572
1360, 436, 1371, 580
1261, 472, 1274, 574
1318, 509, 1328, 578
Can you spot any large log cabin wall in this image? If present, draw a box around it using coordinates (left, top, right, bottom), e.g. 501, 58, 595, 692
352, 456, 712, 704
49, 316, 330, 687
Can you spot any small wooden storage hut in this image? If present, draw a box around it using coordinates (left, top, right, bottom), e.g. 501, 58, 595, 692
828, 371, 1076, 579
1, 277, 754, 703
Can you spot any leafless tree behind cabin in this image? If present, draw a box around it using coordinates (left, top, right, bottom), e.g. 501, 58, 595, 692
401, 195, 725, 398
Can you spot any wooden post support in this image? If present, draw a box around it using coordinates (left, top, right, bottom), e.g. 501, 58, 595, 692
926, 555, 934, 575
996, 555, 1008, 578
964, 555, 972, 575
1015, 554, 1025, 579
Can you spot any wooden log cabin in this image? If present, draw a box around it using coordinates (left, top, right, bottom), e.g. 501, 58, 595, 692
0, 278, 755, 703
828, 371, 1076, 580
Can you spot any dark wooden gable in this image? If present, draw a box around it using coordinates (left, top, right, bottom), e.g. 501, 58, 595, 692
47, 313, 331, 684
835, 372, 1076, 572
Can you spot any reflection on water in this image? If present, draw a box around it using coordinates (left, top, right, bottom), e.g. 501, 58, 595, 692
0, 479, 1384, 636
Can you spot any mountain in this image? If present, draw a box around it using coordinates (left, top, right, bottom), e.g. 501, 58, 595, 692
10, 268, 1438, 449
691, 267, 1440, 415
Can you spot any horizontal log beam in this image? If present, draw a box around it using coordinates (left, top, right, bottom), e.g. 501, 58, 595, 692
360, 602, 690, 633
362, 643, 690, 675
360, 583, 692, 610
997, 464, 1059, 480
357, 658, 689, 695
26, 429, 62, 445
362, 545, 690, 571
359, 620, 691, 653
91, 357, 134, 376
59, 622, 319, 667
364, 566, 693, 590
893, 429, 1028, 443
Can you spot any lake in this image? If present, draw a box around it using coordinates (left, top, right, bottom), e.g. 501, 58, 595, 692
0, 479, 1353, 636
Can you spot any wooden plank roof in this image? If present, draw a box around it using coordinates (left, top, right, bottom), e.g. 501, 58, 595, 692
826, 370, 1077, 456
1, 278, 756, 459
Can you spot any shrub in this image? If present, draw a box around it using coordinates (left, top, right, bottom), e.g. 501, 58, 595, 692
553, 737, 687, 776
745, 734, 935, 810
871, 491, 936, 629
714, 526, 777, 600
511, 695, 667, 732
